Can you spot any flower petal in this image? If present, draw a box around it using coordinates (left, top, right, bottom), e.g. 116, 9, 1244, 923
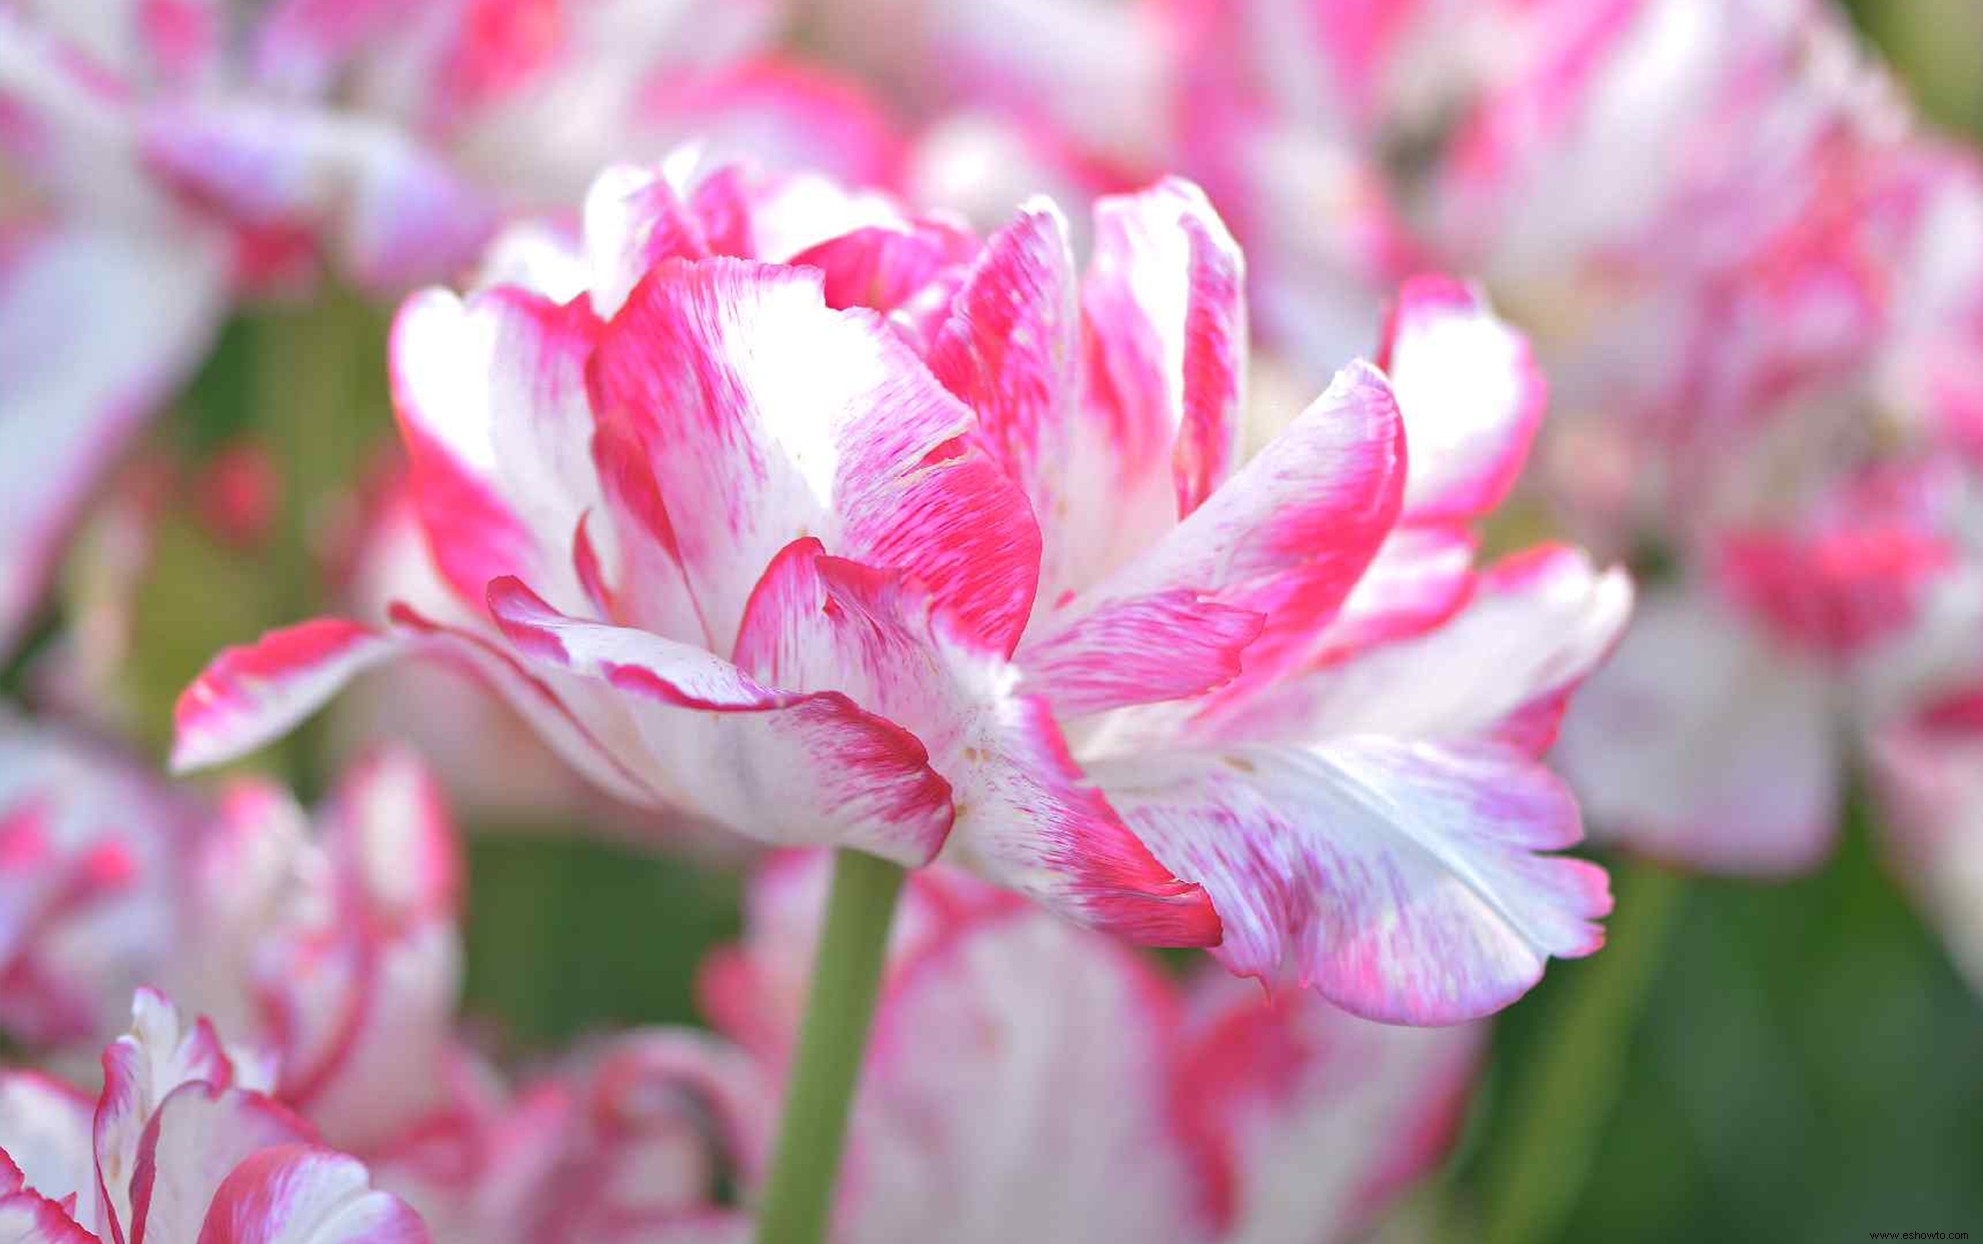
388, 286, 601, 615
1377, 276, 1546, 522
0, 1188, 95, 1243
586, 257, 1041, 655
172, 620, 406, 775
1036, 361, 1404, 687
1083, 177, 1246, 521
486, 575, 954, 865
1097, 739, 1612, 1024
128, 1083, 312, 1244
194, 1145, 427, 1244
1201, 546, 1631, 754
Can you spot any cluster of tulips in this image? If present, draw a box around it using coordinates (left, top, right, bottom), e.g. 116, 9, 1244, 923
2, 0, 1979, 1240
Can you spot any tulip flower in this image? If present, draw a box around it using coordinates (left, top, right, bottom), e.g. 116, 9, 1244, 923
0, 989, 426, 1243
171, 159, 1622, 1241
176, 160, 1625, 1022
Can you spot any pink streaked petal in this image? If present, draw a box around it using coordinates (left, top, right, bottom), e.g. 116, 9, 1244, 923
172, 620, 404, 774
1047, 362, 1405, 681
389, 286, 601, 615
487, 576, 953, 864
0, 227, 228, 660
841, 897, 1202, 1243
587, 257, 1042, 656
194, 1145, 427, 1244
1207, 546, 1630, 754
128, 1083, 313, 1244
1017, 591, 1263, 718
0, 1189, 94, 1243
1098, 740, 1611, 1025
1377, 275, 1546, 522
733, 544, 1216, 945
927, 201, 1076, 496
1084, 177, 1247, 521
1555, 588, 1840, 877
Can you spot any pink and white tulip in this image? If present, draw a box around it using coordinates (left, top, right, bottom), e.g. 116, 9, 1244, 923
176, 160, 1626, 1023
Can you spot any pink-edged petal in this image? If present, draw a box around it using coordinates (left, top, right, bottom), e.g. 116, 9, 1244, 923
1016, 591, 1264, 719
1177, 976, 1481, 1238
731, 545, 1217, 945
0, 1189, 94, 1243
1377, 275, 1546, 522
840, 896, 1203, 1243
0, 227, 228, 660
173, 620, 405, 774
1096, 740, 1612, 1025
195, 1145, 427, 1244
96, 990, 254, 1236
389, 286, 601, 614
1555, 588, 1840, 876
486, 575, 954, 865
586, 258, 1041, 655
1033, 361, 1405, 695
1083, 177, 1247, 521
127, 1084, 312, 1244
172, 611, 655, 808
1201, 546, 1631, 753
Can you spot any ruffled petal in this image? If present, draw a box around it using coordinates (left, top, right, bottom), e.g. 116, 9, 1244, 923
1034, 361, 1404, 695
1098, 739, 1612, 1024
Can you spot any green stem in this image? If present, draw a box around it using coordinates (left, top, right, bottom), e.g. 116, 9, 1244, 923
1481, 859, 1687, 1244
754, 849, 906, 1244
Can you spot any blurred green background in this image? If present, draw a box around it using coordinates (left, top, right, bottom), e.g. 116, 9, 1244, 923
16, 2, 1978, 1240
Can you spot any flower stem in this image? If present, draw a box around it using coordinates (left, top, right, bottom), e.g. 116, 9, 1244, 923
1481, 859, 1687, 1244
754, 849, 906, 1244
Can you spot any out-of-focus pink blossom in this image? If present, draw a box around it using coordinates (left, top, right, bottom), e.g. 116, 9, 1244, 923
175, 161, 1626, 1024
0, 0, 902, 667
697, 853, 1480, 1243
0, 988, 428, 1243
